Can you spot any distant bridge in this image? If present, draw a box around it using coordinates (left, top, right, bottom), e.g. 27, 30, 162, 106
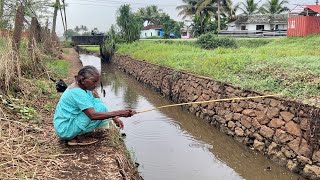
71, 35, 106, 46
71, 35, 109, 60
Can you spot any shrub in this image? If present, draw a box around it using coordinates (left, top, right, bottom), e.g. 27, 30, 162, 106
197, 33, 237, 49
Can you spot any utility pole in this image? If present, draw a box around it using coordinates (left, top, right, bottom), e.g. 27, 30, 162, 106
217, 0, 220, 32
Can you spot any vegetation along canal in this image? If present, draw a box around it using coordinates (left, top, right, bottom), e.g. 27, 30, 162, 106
80, 54, 303, 180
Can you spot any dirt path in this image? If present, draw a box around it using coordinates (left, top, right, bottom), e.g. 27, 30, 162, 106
56, 48, 139, 179
62, 48, 83, 84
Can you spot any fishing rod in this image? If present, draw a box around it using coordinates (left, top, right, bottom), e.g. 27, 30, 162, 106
136, 94, 280, 114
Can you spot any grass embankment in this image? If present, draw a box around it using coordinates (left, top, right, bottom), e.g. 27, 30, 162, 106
117, 36, 320, 105
1, 38, 139, 179
0, 37, 70, 178
79, 45, 100, 52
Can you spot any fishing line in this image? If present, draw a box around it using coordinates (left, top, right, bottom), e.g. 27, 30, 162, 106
136, 94, 280, 114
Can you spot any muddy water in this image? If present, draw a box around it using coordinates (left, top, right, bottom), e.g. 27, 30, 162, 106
80, 54, 302, 180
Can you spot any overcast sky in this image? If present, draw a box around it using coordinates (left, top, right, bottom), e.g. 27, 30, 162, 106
55, 0, 318, 36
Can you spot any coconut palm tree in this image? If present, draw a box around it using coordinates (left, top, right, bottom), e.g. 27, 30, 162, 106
238, 0, 261, 15
221, 0, 239, 22
136, 5, 163, 25
260, 0, 289, 14
176, 0, 200, 19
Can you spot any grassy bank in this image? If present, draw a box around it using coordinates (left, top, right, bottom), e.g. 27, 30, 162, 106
79, 45, 100, 52
0, 36, 70, 178
117, 36, 320, 104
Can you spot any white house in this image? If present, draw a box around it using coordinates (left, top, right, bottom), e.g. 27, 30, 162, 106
232, 14, 288, 31
140, 25, 163, 39
181, 26, 192, 39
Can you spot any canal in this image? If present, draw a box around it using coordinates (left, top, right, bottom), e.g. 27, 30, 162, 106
80, 54, 302, 180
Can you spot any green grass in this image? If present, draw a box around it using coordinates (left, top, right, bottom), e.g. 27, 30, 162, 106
117, 36, 320, 103
79, 45, 100, 52
45, 59, 70, 79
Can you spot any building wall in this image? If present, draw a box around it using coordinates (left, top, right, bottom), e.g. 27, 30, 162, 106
247, 24, 271, 31
275, 24, 287, 30
234, 24, 287, 31
181, 30, 191, 39
140, 29, 161, 38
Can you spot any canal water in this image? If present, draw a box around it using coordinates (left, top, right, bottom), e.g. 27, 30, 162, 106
80, 54, 302, 180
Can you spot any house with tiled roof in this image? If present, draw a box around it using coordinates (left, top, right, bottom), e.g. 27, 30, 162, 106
233, 14, 288, 31
140, 25, 164, 39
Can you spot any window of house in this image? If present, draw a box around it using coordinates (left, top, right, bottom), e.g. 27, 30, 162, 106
182, 32, 188, 36
158, 31, 160, 36
145, 33, 147, 37
256, 25, 265, 30
241, 26, 246, 30
151, 32, 153, 36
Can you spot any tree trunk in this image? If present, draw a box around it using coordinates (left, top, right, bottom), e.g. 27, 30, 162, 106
0, 0, 4, 20
12, 5, 24, 51
62, 0, 67, 31
52, 0, 59, 34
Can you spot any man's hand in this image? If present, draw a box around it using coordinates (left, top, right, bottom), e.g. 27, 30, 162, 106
113, 117, 124, 129
118, 109, 136, 117
92, 89, 100, 98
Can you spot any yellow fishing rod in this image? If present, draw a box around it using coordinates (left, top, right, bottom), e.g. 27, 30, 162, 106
137, 94, 280, 114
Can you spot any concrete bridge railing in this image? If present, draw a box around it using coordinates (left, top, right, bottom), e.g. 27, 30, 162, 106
71, 35, 106, 46
71, 35, 110, 60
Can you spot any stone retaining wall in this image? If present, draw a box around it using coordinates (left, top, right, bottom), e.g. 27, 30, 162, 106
113, 54, 320, 179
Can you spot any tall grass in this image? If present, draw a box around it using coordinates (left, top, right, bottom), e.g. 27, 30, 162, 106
0, 38, 21, 92
0, 37, 57, 93
117, 36, 320, 102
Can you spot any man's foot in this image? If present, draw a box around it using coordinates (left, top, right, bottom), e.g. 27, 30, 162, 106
67, 137, 98, 146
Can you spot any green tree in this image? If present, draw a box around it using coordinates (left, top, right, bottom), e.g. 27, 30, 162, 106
177, 0, 236, 35
1, 0, 54, 29
260, 0, 289, 14
63, 29, 79, 40
222, 0, 239, 22
136, 5, 163, 25
238, 0, 261, 15
81, 25, 88, 31
74, 25, 80, 32
116, 4, 142, 43
0, 0, 4, 23
176, 0, 200, 19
